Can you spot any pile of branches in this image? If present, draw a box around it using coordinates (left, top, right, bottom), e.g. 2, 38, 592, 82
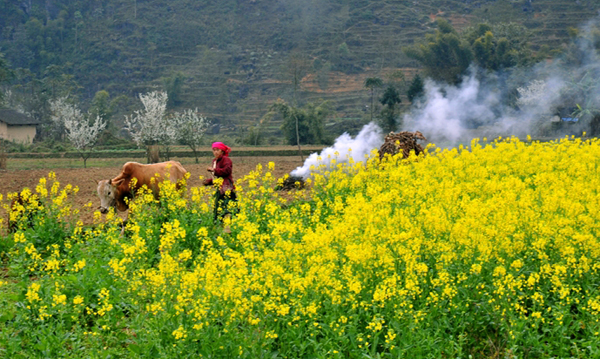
378, 131, 427, 159
276, 175, 306, 191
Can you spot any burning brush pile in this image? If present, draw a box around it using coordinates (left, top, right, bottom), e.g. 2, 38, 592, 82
276, 175, 306, 191
276, 130, 427, 191
378, 131, 427, 159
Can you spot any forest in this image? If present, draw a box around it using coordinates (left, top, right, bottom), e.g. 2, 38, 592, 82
1, 0, 600, 148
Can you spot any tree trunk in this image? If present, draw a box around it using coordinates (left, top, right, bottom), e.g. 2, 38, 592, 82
192, 148, 199, 164
147, 145, 160, 163
293, 74, 304, 162
294, 113, 304, 162
0, 141, 6, 170
80, 150, 90, 168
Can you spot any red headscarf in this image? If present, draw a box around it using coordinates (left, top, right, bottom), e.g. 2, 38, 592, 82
212, 142, 231, 156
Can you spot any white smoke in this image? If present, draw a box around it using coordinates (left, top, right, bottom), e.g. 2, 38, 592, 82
291, 122, 383, 179
292, 19, 600, 178
401, 70, 568, 146
401, 18, 600, 146
403, 72, 502, 145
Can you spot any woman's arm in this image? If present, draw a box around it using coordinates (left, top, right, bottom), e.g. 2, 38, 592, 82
213, 157, 232, 177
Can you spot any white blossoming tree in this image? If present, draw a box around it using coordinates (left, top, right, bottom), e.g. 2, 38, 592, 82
124, 91, 168, 163
50, 97, 107, 168
161, 114, 181, 161
171, 108, 210, 163
516, 79, 565, 136
50, 96, 79, 140
64, 115, 106, 168
516, 79, 547, 108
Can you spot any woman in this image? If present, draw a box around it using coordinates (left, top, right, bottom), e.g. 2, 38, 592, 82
203, 142, 237, 225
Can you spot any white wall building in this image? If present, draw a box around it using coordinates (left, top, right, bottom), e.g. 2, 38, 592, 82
0, 109, 39, 144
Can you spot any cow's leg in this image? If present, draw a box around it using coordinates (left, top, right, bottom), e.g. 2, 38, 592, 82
120, 220, 127, 236
119, 210, 129, 236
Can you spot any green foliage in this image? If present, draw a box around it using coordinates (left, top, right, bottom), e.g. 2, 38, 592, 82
0, 52, 12, 83
89, 90, 115, 143
364, 77, 383, 122
379, 85, 401, 108
241, 127, 264, 146
271, 100, 331, 145
378, 85, 401, 132
163, 72, 185, 109
386, 70, 406, 89
89, 90, 112, 121
0, 52, 13, 105
364, 77, 383, 90
404, 19, 473, 85
42, 65, 80, 99
407, 74, 424, 103
331, 42, 362, 74
406, 20, 538, 84
462, 22, 536, 70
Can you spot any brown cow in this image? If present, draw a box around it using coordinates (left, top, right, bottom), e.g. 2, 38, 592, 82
96, 161, 188, 213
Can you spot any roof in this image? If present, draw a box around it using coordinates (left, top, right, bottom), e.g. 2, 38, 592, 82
0, 108, 40, 125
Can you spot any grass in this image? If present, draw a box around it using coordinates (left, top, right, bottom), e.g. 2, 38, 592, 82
3, 157, 150, 170
2, 145, 325, 170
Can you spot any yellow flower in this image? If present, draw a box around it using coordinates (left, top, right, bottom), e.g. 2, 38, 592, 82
265, 330, 278, 339
73, 295, 84, 305
52, 293, 67, 307
73, 259, 86, 272
26, 282, 42, 303
172, 326, 188, 340
14, 232, 27, 244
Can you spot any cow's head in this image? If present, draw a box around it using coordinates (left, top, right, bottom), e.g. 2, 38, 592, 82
96, 179, 124, 213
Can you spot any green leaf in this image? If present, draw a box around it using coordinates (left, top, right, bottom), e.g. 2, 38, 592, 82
128, 344, 142, 355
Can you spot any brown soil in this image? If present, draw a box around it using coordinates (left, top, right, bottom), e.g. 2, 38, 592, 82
446, 14, 473, 31
0, 156, 305, 227
428, 12, 473, 31
301, 67, 420, 94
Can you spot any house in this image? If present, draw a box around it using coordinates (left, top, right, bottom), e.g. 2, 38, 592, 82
0, 108, 40, 144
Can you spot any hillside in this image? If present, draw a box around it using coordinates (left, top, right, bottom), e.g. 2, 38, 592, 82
1, 0, 600, 140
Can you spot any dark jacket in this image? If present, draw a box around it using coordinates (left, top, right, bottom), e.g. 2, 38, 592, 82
204, 156, 235, 194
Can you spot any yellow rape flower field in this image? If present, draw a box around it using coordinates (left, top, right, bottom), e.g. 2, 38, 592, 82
1, 136, 600, 358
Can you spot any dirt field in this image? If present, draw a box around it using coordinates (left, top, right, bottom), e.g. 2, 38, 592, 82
0, 156, 306, 226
